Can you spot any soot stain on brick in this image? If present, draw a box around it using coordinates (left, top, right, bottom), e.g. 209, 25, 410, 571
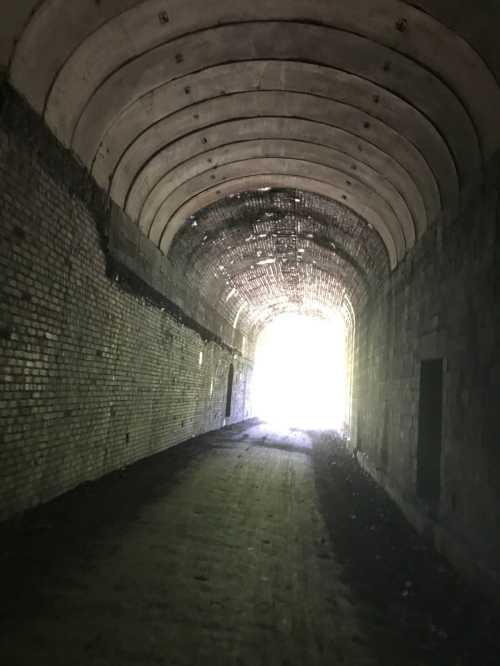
0, 82, 110, 257
12, 225, 26, 241
108, 257, 239, 353
0, 81, 252, 521
0, 81, 239, 354
0, 324, 13, 340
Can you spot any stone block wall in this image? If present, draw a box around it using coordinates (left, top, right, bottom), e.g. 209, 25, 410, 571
0, 85, 253, 521
353, 158, 500, 593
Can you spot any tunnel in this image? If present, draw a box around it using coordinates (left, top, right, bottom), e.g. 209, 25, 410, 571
1, 2, 500, 664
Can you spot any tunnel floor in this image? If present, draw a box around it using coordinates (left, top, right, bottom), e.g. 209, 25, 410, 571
1, 422, 499, 666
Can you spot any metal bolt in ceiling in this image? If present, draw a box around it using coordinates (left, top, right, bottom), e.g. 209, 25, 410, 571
3, 0, 500, 332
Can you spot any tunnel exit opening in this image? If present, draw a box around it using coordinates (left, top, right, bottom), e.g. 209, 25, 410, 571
251, 312, 350, 431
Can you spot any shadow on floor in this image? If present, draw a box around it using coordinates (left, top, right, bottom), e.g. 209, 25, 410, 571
0, 420, 254, 611
1, 420, 499, 666
310, 430, 500, 666
250, 440, 312, 456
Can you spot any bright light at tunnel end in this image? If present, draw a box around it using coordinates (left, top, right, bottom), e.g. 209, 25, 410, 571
251, 311, 349, 432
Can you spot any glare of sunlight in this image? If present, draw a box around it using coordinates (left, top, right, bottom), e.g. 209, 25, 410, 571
251, 311, 348, 430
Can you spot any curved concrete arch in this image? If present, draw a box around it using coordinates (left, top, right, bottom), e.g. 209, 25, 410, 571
157, 174, 401, 269
63, 22, 478, 182
72, 34, 481, 187
91, 59, 455, 207
152, 158, 410, 254
140, 141, 417, 244
11, 0, 500, 155
126, 118, 433, 237
0, 0, 40, 73
8, 0, 142, 111
114, 91, 453, 216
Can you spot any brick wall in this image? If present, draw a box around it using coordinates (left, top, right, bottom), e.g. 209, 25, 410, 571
0, 85, 253, 521
353, 158, 500, 593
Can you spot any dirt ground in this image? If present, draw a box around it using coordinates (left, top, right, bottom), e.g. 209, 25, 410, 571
1, 421, 499, 665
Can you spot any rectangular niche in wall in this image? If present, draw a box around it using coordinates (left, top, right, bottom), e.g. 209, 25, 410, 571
417, 358, 443, 507
225, 363, 234, 418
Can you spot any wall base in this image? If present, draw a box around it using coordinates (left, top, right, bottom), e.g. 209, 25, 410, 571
356, 450, 500, 601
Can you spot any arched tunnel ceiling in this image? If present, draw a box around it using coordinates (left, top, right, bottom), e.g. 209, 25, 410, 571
3, 1, 500, 332
170, 188, 389, 336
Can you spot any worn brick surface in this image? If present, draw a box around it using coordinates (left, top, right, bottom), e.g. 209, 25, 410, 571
171, 189, 389, 334
353, 158, 500, 591
0, 87, 252, 521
